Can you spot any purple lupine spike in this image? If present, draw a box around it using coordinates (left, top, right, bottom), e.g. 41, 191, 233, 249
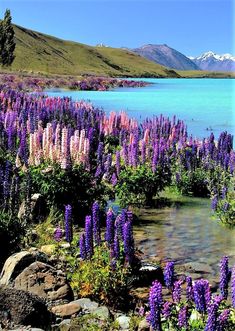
64, 204, 73, 243
123, 220, 135, 265
186, 276, 194, 301
116, 151, 121, 176
79, 233, 87, 260
85, 215, 93, 258
54, 225, 63, 242
232, 265, 235, 308
172, 280, 182, 304
111, 172, 118, 186
147, 281, 163, 331
193, 279, 211, 313
217, 309, 230, 331
178, 306, 189, 329
164, 262, 175, 289
205, 295, 222, 331
219, 256, 229, 299
105, 208, 115, 246
162, 301, 173, 320
92, 201, 101, 246
114, 229, 120, 260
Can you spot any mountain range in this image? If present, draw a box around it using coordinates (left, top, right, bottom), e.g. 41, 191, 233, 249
189, 51, 235, 72
131, 45, 235, 72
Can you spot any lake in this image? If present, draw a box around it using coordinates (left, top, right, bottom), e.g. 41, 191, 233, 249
46, 78, 235, 140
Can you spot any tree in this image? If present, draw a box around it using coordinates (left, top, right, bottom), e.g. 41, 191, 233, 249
0, 9, 15, 66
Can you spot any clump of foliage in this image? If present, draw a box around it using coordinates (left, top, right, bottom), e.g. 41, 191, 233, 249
115, 165, 171, 207
29, 164, 107, 219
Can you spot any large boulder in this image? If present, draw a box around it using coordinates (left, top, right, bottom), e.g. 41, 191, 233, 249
0, 286, 51, 328
18, 193, 47, 223
13, 261, 74, 304
0, 251, 48, 286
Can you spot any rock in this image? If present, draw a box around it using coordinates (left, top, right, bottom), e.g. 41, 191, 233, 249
57, 319, 71, 331
13, 261, 73, 303
51, 302, 81, 317
73, 298, 99, 313
136, 262, 164, 287
18, 193, 47, 223
93, 306, 110, 320
115, 315, 131, 330
0, 251, 48, 286
138, 318, 150, 331
184, 262, 213, 275
0, 286, 51, 328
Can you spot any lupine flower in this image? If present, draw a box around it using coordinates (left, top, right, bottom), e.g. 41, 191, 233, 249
186, 276, 194, 301
162, 301, 173, 320
54, 225, 63, 242
105, 209, 115, 246
147, 281, 163, 331
178, 306, 189, 329
193, 279, 211, 313
114, 230, 120, 260
92, 201, 101, 246
211, 196, 218, 211
232, 265, 235, 308
64, 204, 73, 243
205, 295, 222, 331
172, 280, 182, 303
164, 262, 175, 289
79, 233, 87, 260
217, 309, 230, 331
220, 256, 229, 299
123, 220, 135, 265
85, 215, 93, 258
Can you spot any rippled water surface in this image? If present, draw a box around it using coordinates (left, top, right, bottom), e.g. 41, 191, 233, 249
46, 78, 235, 139
134, 197, 235, 281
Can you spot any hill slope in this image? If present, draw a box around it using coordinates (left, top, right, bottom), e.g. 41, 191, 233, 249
132, 44, 199, 71
11, 25, 179, 77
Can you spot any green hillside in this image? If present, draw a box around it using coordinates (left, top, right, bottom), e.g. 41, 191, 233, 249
11, 24, 180, 77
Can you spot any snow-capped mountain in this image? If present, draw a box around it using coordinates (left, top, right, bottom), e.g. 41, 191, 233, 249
189, 51, 235, 72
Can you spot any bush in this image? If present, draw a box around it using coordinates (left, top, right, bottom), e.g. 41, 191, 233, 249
115, 165, 171, 207
173, 168, 209, 197
29, 163, 107, 220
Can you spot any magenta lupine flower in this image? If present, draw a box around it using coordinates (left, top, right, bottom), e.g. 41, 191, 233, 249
92, 201, 101, 246
162, 301, 173, 320
123, 220, 135, 265
186, 276, 194, 301
164, 262, 175, 289
105, 208, 115, 246
64, 204, 73, 243
217, 309, 230, 331
178, 306, 189, 329
147, 281, 163, 331
232, 265, 235, 308
219, 256, 229, 299
79, 233, 87, 260
54, 225, 63, 242
193, 279, 211, 313
85, 215, 93, 258
172, 280, 182, 304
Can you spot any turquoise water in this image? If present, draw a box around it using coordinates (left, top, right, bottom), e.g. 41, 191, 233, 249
46, 78, 235, 139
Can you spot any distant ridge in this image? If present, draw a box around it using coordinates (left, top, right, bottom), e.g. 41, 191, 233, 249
132, 44, 199, 71
189, 51, 235, 72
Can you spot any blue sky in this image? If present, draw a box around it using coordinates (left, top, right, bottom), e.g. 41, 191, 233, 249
0, 0, 234, 56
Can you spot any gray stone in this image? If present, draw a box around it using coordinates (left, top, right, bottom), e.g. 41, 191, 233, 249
13, 261, 73, 303
18, 193, 47, 223
74, 298, 99, 313
115, 315, 131, 330
0, 251, 48, 286
93, 306, 110, 320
